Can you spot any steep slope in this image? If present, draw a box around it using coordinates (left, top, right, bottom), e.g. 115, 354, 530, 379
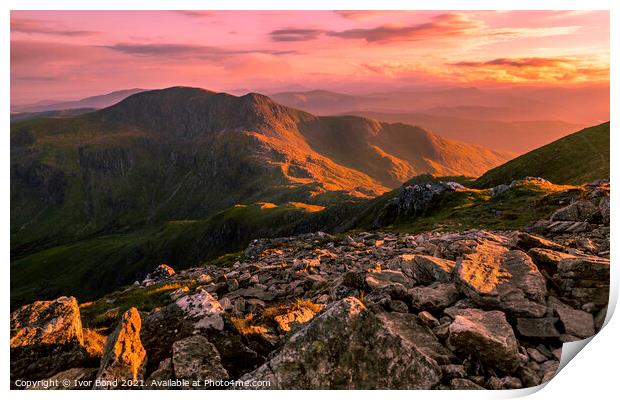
345, 110, 582, 153
298, 116, 513, 187
474, 122, 609, 188
11, 87, 386, 254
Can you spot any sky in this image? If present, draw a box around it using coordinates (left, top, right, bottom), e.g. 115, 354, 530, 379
10, 10, 610, 104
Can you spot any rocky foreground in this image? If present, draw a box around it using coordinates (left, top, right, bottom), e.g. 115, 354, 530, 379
10, 182, 610, 390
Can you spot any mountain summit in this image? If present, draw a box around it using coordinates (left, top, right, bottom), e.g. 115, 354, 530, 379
11, 87, 513, 249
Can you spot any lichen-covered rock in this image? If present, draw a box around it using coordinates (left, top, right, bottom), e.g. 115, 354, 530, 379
241, 297, 443, 389
28, 368, 98, 390
409, 283, 459, 312
175, 288, 224, 330
95, 308, 147, 389
548, 297, 595, 338
365, 270, 413, 289
388, 254, 455, 284
515, 317, 560, 338
551, 200, 599, 222
511, 232, 565, 252
455, 241, 547, 317
555, 256, 610, 308
448, 309, 521, 373
172, 335, 229, 386
10, 296, 90, 383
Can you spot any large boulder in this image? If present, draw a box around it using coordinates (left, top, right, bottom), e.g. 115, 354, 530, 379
10, 296, 90, 383
448, 308, 521, 373
548, 297, 595, 338
171, 335, 229, 387
175, 288, 224, 330
95, 308, 147, 389
408, 283, 459, 312
455, 241, 547, 317
388, 254, 455, 285
554, 256, 610, 308
241, 297, 443, 389
551, 200, 599, 222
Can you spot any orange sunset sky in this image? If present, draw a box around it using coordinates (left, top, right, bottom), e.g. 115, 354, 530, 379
10, 10, 609, 104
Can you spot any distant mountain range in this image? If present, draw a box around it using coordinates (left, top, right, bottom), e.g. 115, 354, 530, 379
11, 85, 608, 154
11, 88, 147, 113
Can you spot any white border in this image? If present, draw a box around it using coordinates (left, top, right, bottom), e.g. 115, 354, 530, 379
2, 1, 617, 399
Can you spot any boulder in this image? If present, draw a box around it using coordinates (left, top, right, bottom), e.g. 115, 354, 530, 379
515, 317, 560, 338
175, 288, 224, 330
10, 296, 90, 383
548, 297, 595, 338
95, 308, 147, 388
511, 232, 565, 252
140, 303, 194, 372
448, 309, 521, 373
409, 283, 459, 312
551, 200, 599, 222
389, 254, 455, 284
555, 256, 610, 308
172, 335, 229, 386
366, 270, 413, 289
29, 368, 98, 390
599, 196, 610, 225
241, 297, 443, 389
455, 241, 547, 317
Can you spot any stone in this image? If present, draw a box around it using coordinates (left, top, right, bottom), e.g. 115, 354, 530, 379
599, 196, 610, 225
389, 254, 455, 284
409, 283, 459, 312
145, 358, 173, 389
455, 241, 547, 317
526, 348, 548, 363
241, 298, 443, 389
512, 232, 565, 251
151, 264, 176, 279
95, 308, 147, 388
449, 378, 485, 390
418, 311, 440, 328
551, 200, 599, 222
555, 256, 610, 308
388, 300, 409, 313
366, 270, 412, 289
175, 288, 224, 330
486, 376, 523, 390
28, 368, 98, 390
515, 317, 560, 338
10, 296, 90, 383
172, 335, 229, 386
441, 364, 467, 379
140, 304, 194, 372
548, 297, 595, 338
448, 308, 521, 373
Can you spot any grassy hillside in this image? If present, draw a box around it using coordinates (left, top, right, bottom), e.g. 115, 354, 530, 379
474, 122, 609, 188
11, 201, 360, 307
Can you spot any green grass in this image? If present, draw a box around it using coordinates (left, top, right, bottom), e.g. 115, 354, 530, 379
474, 122, 609, 188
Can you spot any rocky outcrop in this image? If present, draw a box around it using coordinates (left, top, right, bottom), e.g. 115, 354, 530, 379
10, 296, 91, 383
95, 308, 147, 389
171, 335, 229, 386
554, 256, 610, 308
455, 241, 547, 317
241, 298, 443, 389
11, 192, 609, 390
448, 309, 520, 373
